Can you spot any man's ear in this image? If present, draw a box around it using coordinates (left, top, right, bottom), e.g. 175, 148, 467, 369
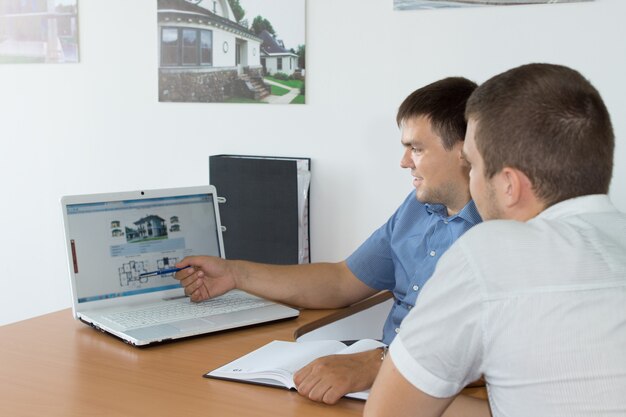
498, 167, 534, 208
496, 167, 545, 221
454, 142, 469, 168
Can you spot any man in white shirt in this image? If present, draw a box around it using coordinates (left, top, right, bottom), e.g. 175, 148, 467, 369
365, 63, 626, 417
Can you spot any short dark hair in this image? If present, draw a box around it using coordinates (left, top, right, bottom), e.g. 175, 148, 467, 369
465, 63, 614, 207
396, 77, 478, 150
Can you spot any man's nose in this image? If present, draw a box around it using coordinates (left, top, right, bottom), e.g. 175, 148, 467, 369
400, 149, 413, 169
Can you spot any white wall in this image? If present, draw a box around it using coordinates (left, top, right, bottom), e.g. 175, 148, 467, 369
1, 0, 624, 326
213, 29, 236, 67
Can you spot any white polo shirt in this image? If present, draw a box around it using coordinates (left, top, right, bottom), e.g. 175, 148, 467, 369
390, 194, 626, 417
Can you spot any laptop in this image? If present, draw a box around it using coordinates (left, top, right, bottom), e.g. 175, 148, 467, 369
61, 185, 300, 346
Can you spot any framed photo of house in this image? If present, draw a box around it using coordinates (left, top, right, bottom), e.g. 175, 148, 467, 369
0, 0, 79, 64
157, 0, 306, 104
394, 0, 593, 11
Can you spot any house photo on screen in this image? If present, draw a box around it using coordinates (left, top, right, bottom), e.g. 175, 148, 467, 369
158, 0, 306, 104
394, 0, 593, 11
0, 0, 79, 64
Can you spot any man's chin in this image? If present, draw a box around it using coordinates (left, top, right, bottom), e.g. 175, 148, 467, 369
414, 190, 430, 204
415, 190, 447, 207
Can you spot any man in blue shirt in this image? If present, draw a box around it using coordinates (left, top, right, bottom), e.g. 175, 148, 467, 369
175, 77, 481, 404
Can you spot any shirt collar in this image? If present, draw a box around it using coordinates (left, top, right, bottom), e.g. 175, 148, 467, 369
535, 194, 616, 221
424, 203, 447, 217
424, 200, 482, 225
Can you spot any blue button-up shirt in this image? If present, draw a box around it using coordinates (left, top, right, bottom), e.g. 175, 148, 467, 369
346, 191, 482, 344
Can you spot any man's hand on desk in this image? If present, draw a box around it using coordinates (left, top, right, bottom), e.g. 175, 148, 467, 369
293, 349, 382, 405
174, 256, 236, 302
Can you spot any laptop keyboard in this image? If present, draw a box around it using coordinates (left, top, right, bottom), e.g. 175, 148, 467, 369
102, 291, 275, 330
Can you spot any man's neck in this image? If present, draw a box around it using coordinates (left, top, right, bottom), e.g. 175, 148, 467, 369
446, 196, 472, 217
506, 199, 546, 222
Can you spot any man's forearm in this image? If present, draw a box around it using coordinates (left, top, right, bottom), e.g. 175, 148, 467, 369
232, 260, 377, 309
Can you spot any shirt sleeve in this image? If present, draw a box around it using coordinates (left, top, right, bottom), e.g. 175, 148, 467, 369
388, 239, 484, 398
345, 221, 395, 291
345, 192, 415, 291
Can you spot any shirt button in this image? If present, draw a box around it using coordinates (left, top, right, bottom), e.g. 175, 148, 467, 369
444, 220, 449, 224
429, 250, 436, 257
395, 327, 400, 334
413, 285, 419, 291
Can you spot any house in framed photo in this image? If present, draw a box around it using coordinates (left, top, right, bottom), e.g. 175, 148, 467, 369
158, 0, 270, 102
0, 0, 79, 64
258, 30, 299, 76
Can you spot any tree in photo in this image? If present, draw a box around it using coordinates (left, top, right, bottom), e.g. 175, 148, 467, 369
227, 0, 245, 23
251, 15, 276, 36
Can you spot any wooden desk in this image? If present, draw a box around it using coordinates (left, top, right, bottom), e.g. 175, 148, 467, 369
0, 307, 485, 417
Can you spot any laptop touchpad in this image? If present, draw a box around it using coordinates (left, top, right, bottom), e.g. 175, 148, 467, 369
172, 318, 215, 331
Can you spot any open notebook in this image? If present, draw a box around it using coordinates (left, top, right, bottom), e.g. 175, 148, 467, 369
61, 185, 299, 346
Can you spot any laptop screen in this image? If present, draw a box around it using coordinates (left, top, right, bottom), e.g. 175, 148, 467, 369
65, 193, 221, 304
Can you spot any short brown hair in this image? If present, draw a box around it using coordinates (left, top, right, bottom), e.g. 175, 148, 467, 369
465, 63, 614, 207
397, 77, 477, 150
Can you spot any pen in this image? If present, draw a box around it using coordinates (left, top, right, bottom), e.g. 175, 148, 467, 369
139, 265, 191, 277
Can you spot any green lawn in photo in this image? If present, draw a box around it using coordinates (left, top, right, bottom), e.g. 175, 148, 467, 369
270, 84, 290, 96
265, 76, 304, 90
290, 95, 305, 104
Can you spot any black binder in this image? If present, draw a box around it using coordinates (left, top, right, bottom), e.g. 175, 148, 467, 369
209, 155, 310, 265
